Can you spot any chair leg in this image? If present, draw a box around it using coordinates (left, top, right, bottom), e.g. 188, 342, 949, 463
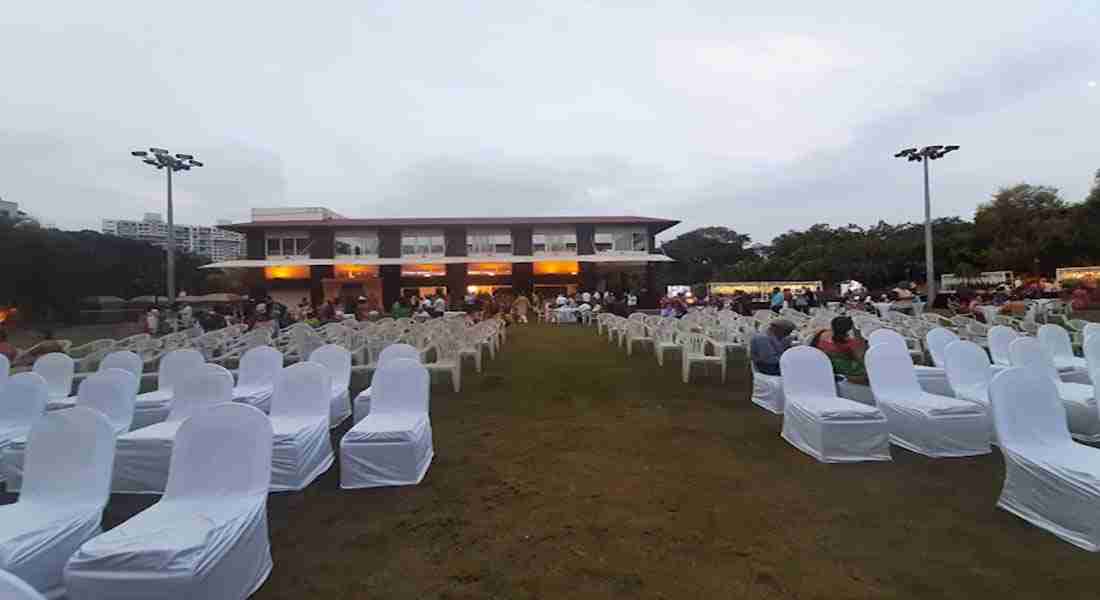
627, 339, 633, 356
475, 350, 482, 373
452, 368, 461, 393
682, 358, 690, 384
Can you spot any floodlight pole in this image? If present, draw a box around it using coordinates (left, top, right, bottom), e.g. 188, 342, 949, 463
166, 166, 176, 301
923, 156, 934, 307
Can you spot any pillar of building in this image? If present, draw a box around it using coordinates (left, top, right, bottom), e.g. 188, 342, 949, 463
243, 230, 267, 298
380, 265, 401, 310
579, 261, 599, 292
445, 263, 468, 308
513, 262, 533, 296
643, 261, 658, 309
308, 227, 335, 306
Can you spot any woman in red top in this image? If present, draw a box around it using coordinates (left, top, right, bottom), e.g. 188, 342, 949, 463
811, 316, 868, 384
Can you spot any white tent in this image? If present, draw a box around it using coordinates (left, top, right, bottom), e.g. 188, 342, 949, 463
990, 367, 1100, 551
269, 362, 335, 491
112, 363, 234, 493
66, 403, 273, 598
341, 358, 434, 489
866, 344, 991, 457
309, 344, 352, 427
233, 346, 283, 413
779, 347, 891, 463
0, 408, 115, 597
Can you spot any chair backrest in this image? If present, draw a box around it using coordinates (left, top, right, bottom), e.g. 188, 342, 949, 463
943, 341, 993, 398
379, 343, 420, 365
309, 344, 352, 389
0, 570, 47, 600
97, 349, 143, 378
0, 372, 48, 429
1038, 324, 1075, 362
989, 367, 1070, 452
1085, 335, 1100, 388
780, 346, 836, 400
0, 353, 8, 385
373, 358, 430, 414
164, 403, 273, 500
923, 327, 959, 368
78, 368, 139, 433
32, 352, 74, 399
681, 333, 710, 357
1084, 322, 1100, 346
237, 345, 284, 388
867, 328, 907, 353
156, 348, 206, 393
986, 326, 1018, 366
166, 363, 234, 423
865, 343, 921, 400
270, 362, 331, 419
21, 406, 115, 508
1008, 337, 1060, 384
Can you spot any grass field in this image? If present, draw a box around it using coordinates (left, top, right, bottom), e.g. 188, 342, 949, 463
6, 322, 1100, 599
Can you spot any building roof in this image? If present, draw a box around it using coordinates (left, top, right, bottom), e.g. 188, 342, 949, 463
222, 215, 680, 234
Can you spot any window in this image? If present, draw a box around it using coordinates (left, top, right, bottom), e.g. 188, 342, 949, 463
467, 229, 513, 255
595, 227, 648, 253
400, 230, 445, 257
265, 232, 311, 257
532, 228, 577, 255
335, 230, 379, 258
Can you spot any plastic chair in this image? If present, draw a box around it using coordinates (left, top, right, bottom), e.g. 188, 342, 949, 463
132, 349, 205, 430
943, 341, 995, 408
1038, 324, 1087, 372
67, 404, 274, 599
987, 326, 1018, 367
0, 373, 49, 456
98, 350, 143, 378
0, 407, 115, 597
309, 344, 353, 426
268, 362, 335, 491
233, 346, 284, 413
1009, 337, 1099, 442
0, 353, 9, 386
354, 344, 420, 423
924, 328, 960, 368
0, 571, 46, 600
32, 353, 74, 401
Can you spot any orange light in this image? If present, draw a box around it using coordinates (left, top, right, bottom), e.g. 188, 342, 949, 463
264, 265, 309, 280
401, 263, 445, 277
334, 264, 379, 279
534, 260, 580, 275
468, 262, 512, 276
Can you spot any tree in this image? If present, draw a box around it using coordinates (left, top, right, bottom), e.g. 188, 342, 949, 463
659, 227, 753, 285
974, 184, 1073, 273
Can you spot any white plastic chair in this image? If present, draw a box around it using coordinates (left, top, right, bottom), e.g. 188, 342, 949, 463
269, 362, 335, 491
423, 335, 462, 394
98, 350, 143, 378
33, 353, 74, 402
354, 343, 420, 424
681, 333, 725, 384
111, 363, 235, 493
779, 346, 890, 463
989, 367, 1100, 551
987, 325, 1018, 368
233, 345, 284, 413
0, 353, 9, 386
1039, 324, 1088, 372
309, 344, 353, 427
0, 373, 49, 477
1083, 323, 1100, 347
1009, 337, 1099, 442
943, 340, 995, 409
341, 358, 434, 489
865, 343, 990, 457
66, 403, 274, 599
0, 407, 115, 598
924, 328, 960, 369
132, 348, 205, 430
870, 328, 953, 396
0, 571, 46, 600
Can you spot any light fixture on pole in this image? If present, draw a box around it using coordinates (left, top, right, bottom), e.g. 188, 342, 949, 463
130, 148, 204, 301
893, 144, 959, 307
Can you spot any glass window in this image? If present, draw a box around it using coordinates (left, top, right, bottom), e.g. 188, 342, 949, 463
532, 228, 577, 255
335, 231, 379, 257
265, 232, 310, 257
266, 238, 282, 255
594, 232, 613, 252
595, 227, 648, 253
401, 230, 445, 257
467, 229, 513, 255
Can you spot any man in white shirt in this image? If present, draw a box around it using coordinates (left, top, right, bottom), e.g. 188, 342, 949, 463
582, 291, 591, 303
433, 295, 446, 313
627, 292, 638, 307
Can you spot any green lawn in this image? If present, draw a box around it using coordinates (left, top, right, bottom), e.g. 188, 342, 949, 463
8, 323, 1100, 599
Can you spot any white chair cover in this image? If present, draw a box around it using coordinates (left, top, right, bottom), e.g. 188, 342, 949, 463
0, 407, 115, 597
986, 326, 1018, 367
1039, 324, 1088, 372
354, 343, 420, 423
0, 571, 46, 600
66, 403, 274, 599
989, 367, 1100, 551
943, 341, 994, 408
1084, 323, 1100, 347
132, 349, 205, 430
924, 328, 960, 369
0, 353, 9, 386
865, 344, 990, 457
269, 362, 335, 491
233, 345, 283, 413
33, 353, 74, 401
341, 358, 433, 489
1009, 337, 1100, 441
0, 373, 49, 485
98, 350, 143, 378
2, 369, 137, 491
111, 363, 234, 493
867, 328, 954, 396
310, 344, 352, 427
779, 347, 891, 463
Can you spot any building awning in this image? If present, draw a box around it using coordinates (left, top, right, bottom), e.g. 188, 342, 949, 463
201, 253, 673, 269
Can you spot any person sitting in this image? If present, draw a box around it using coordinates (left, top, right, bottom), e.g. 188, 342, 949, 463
750, 319, 795, 376
391, 297, 412, 318
811, 316, 868, 384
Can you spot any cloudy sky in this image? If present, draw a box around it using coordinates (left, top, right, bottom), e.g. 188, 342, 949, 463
3, 1, 1098, 242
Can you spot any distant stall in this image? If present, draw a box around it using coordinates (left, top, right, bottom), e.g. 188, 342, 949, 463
708, 281, 823, 302
1056, 266, 1100, 285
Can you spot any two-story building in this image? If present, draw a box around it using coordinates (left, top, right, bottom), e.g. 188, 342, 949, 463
207, 208, 678, 309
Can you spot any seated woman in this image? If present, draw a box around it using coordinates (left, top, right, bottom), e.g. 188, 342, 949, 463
811, 316, 868, 385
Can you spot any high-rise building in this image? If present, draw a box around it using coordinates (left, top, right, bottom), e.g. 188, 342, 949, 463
0, 198, 19, 220
102, 213, 245, 262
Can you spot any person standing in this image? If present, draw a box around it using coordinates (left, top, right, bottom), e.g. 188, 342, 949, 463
769, 287, 784, 314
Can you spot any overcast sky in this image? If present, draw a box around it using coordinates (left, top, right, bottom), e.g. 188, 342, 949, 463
3, 1, 1098, 242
